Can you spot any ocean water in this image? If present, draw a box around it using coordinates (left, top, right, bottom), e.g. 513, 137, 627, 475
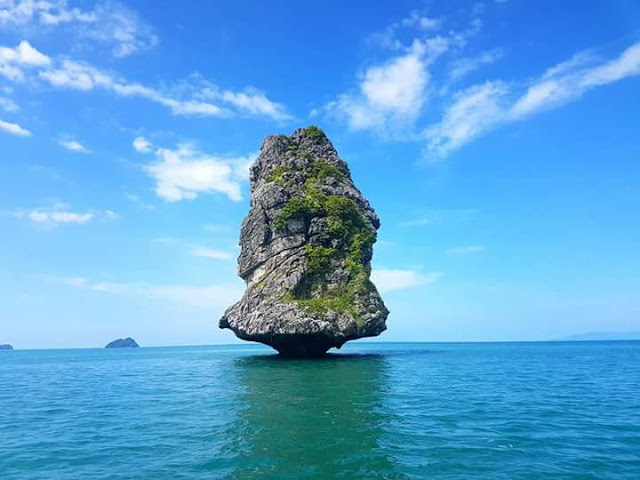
1, 342, 639, 479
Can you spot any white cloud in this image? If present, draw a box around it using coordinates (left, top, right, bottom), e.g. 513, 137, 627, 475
449, 48, 503, 81
540, 51, 596, 80
59, 139, 88, 152
0, 0, 91, 26
362, 53, 427, 113
424, 81, 508, 157
446, 245, 484, 255
81, 2, 158, 57
0, 96, 18, 111
0, 40, 50, 81
188, 246, 232, 261
200, 85, 292, 121
25, 209, 93, 224
0, 39, 50, 65
326, 18, 478, 135
144, 143, 256, 202
369, 10, 442, 50
229, 152, 257, 182
0, 1, 157, 58
0, 117, 30, 136
39, 59, 231, 117
50, 275, 244, 309
372, 269, 441, 293
512, 42, 640, 119
425, 42, 640, 157
0, 41, 290, 121
329, 9, 640, 158
401, 11, 441, 31
34, 57, 288, 120
12, 203, 118, 225
326, 48, 430, 133
104, 209, 119, 220
132, 136, 152, 153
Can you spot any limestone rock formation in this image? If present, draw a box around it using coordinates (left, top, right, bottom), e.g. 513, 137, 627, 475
220, 126, 388, 356
105, 337, 139, 348
0, 344, 13, 351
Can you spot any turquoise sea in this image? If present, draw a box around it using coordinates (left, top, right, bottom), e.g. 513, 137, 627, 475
1, 341, 639, 479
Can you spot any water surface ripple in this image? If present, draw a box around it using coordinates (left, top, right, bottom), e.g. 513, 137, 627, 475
1, 342, 639, 479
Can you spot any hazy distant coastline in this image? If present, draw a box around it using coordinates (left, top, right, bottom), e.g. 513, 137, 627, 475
557, 332, 640, 342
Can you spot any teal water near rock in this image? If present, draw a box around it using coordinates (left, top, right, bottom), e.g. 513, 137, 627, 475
1, 342, 639, 479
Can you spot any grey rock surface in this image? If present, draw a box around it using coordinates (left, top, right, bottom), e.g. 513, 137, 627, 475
220, 127, 388, 356
105, 337, 139, 348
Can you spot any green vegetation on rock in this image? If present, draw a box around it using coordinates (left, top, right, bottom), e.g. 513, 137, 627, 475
273, 155, 375, 324
267, 165, 294, 187
285, 290, 357, 317
303, 125, 327, 140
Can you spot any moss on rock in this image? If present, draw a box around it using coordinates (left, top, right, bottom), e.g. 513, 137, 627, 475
272, 155, 376, 322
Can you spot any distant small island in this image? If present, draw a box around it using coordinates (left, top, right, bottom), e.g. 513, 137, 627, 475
105, 338, 139, 349
0, 344, 13, 351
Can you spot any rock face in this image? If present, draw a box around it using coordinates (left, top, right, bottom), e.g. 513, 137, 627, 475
220, 126, 388, 356
0, 344, 13, 351
105, 338, 139, 349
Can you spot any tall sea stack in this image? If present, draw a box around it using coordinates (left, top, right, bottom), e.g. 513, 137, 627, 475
220, 127, 388, 356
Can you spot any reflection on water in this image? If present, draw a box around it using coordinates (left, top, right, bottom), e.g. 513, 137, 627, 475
224, 353, 406, 480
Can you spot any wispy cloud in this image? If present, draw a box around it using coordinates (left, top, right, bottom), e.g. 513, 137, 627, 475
372, 268, 441, 293
0, 117, 31, 136
449, 48, 503, 81
132, 136, 152, 153
0, 40, 290, 121
59, 139, 88, 153
446, 245, 484, 255
400, 208, 479, 227
39, 59, 230, 117
0, 1, 158, 58
425, 42, 640, 157
0, 96, 18, 112
37, 57, 290, 120
187, 246, 232, 261
124, 192, 154, 210
401, 11, 441, 31
326, 8, 640, 158
17, 208, 93, 224
153, 236, 233, 261
424, 80, 508, 157
11, 203, 117, 225
143, 142, 256, 202
49, 275, 243, 309
198, 84, 293, 121
368, 9, 443, 51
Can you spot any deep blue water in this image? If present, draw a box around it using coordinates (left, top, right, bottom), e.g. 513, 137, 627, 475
1, 341, 639, 479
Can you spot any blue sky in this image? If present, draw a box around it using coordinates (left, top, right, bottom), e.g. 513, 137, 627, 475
1, 0, 639, 348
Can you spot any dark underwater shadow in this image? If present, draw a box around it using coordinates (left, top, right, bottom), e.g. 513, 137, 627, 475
235, 344, 444, 365
236, 351, 387, 364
